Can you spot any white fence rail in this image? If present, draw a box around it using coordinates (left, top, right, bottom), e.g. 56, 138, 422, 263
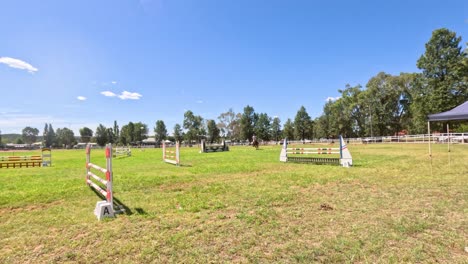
226, 133, 468, 145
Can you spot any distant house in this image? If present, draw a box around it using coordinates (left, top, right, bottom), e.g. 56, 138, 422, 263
32, 142, 43, 148
142, 137, 157, 147
74, 143, 97, 149
5, 143, 30, 149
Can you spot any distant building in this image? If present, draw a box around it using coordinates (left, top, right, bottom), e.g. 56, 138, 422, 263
142, 137, 157, 147
74, 143, 97, 149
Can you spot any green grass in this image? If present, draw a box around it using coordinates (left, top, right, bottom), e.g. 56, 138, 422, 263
0, 143, 467, 263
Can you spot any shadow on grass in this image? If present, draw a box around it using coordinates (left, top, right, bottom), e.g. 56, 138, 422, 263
90, 187, 133, 215
134, 207, 148, 215
113, 196, 132, 215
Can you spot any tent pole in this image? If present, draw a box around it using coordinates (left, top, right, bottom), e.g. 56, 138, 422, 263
428, 121, 433, 176
447, 123, 450, 152
447, 123, 451, 169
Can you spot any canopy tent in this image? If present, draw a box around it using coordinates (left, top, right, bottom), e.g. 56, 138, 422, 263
427, 101, 468, 121
427, 100, 468, 174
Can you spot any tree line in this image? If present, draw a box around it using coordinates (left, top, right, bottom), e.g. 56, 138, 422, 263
84, 28, 468, 144
314, 28, 468, 138
1, 28, 467, 148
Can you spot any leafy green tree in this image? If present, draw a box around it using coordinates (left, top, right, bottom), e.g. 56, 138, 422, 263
95, 124, 108, 146
56, 127, 75, 148
231, 113, 243, 141
282, 118, 294, 140
79, 127, 93, 143
22, 126, 39, 144
134, 122, 148, 143
127, 122, 135, 143
332, 84, 367, 137
173, 123, 184, 143
0, 130, 2, 147
183, 110, 204, 144
44, 124, 56, 147
317, 100, 334, 138
364, 73, 416, 136
206, 119, 220, 143
43, 123, 48, 146
217, 108, 240, 139
294, 106, 312, 141
414, 28, 468, 131
240, 105, 257, 141
389, 74, 415, 134
254, 113, 271, 141
154, 120, 167, 143
113, 121, 119, 143
119, 125, 128, 145
106, 128, 115, 144
316, 85, 371, 139
16, 138, 24, 144
120, 122, 135, 145
327, 99, 345, 138
271, 117, 281, 141
119, 124, 130, 145
312, 117, 324, 139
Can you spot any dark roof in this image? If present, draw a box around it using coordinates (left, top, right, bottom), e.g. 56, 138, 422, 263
427, 101, 468, 121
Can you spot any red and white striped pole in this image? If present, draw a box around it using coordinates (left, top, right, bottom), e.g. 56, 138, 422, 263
105, 144, 113, 206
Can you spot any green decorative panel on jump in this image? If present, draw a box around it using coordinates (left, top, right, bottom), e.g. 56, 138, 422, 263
200, 139, 229, 153
287, 157, 340, 165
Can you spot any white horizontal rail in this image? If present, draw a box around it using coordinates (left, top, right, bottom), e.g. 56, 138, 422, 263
87, 163, 107, 174
86, 179, 108, 197
287, 148, 339, 150
88, 171, 108, 185
164, 159, 177, 165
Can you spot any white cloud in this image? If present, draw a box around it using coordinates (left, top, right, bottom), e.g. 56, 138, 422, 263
325, 96, 341, 102
0, 57, 38, 73
118, 91, 142, 100
77, 96, 87, 101
111, 81, 117, 84
196, 100, 203, 104
100, 90, 142, 100
101, 91, 117, 97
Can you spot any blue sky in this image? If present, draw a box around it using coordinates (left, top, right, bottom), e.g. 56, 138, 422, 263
1, 0, 467, 135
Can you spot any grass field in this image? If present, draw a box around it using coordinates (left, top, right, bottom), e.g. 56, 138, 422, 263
0, 143, 467, 263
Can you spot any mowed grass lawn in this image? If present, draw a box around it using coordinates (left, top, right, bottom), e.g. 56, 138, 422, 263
0, 143, 467, 263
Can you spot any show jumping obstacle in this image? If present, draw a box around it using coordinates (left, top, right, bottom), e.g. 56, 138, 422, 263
163, 141, 180, 166
113, 146, 131, 158
200, 139, 229, 153
42, 148, 52, 166
86, 143, 124, 220
280, 136, 353, 167
0, 147, 52, 168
